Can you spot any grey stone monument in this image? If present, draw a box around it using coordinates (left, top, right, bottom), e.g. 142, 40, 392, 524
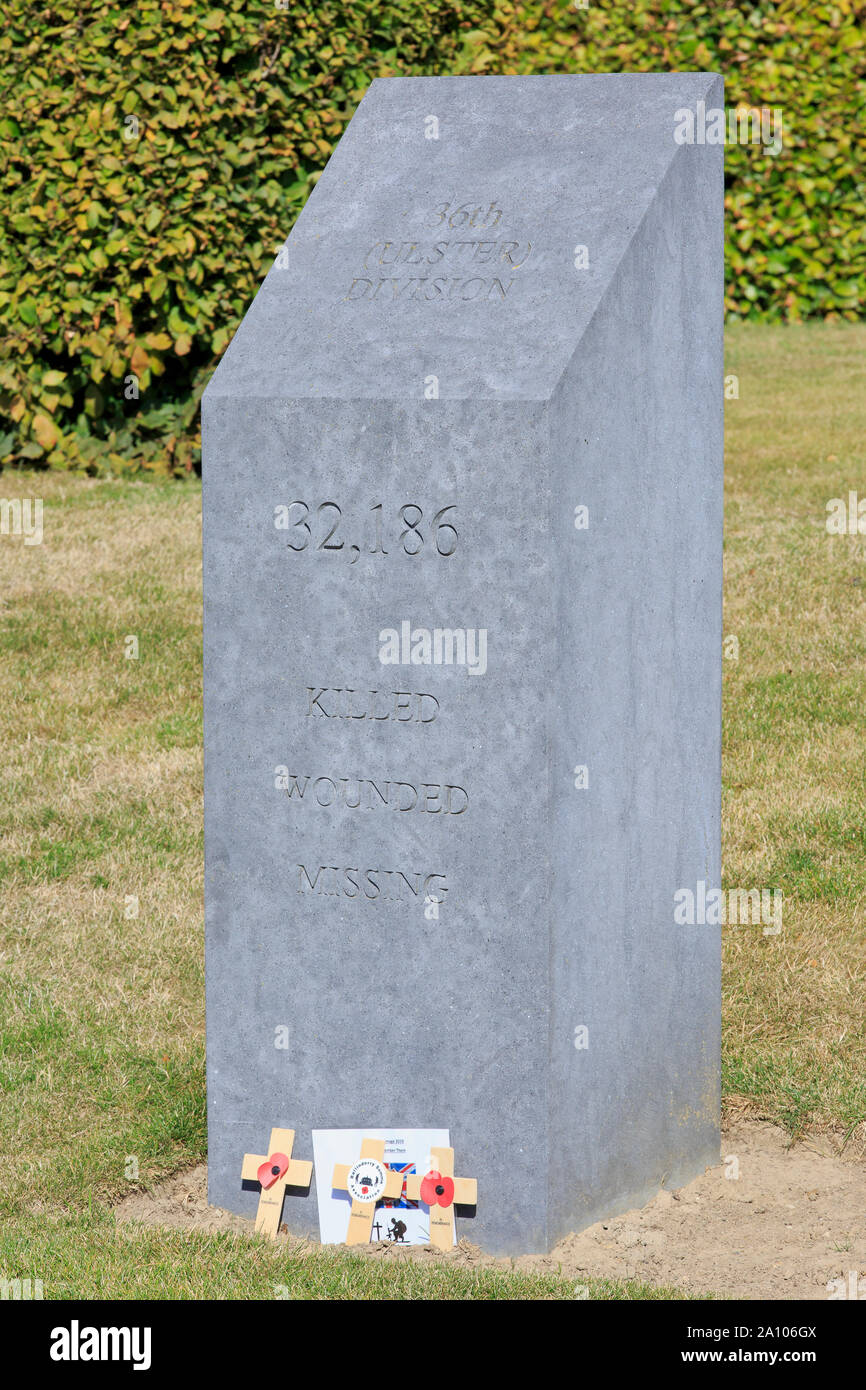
202, 73, 723, 1255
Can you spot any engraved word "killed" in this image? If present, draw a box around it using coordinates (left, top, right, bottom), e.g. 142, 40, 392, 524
306, 687, 439, 723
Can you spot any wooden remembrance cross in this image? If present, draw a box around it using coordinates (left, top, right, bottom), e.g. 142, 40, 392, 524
241, 1127, 313, 1238
405, 1146, 478, 1250
331, 1137, 404, 1245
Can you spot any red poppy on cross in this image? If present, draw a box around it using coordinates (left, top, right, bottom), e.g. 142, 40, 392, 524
241, 1127, 312, 1238
405, 1146, 477, 1249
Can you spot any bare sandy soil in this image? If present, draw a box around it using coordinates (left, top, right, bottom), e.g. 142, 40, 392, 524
114, 1119, 866, 1300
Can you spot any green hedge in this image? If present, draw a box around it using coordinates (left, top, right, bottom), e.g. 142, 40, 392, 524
1, 0, 863, 476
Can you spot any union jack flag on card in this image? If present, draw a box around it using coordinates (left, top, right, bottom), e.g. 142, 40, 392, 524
383, 1162, 419, 1208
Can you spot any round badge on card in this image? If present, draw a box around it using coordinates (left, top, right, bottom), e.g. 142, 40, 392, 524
346, 1158, 388, 1202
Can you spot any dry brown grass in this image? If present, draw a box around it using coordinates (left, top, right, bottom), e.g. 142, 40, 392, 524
722, 321, 866, 1136
0, 474, 205, 1211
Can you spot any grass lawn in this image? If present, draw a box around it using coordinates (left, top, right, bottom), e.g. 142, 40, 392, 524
0, 322, 864, 1299
721, 323, 866, 1137
0, 1211, 692, 1301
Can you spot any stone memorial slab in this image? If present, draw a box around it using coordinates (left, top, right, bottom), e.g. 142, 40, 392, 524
202, 73, 724, 1254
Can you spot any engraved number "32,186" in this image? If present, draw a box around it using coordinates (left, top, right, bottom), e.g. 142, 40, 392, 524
278, 502, 459, 558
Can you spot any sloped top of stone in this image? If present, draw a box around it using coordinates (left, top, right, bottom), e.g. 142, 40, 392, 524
205, 72, 721, 404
